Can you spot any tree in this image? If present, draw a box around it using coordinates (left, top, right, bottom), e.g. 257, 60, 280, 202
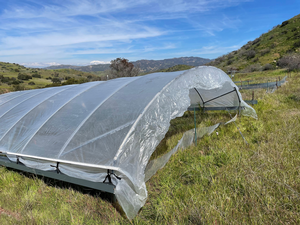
109, 58, 140, 79
51, 77, 61, 84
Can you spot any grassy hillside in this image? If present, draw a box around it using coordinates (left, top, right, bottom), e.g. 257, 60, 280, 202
0, 69, 299, 224
45, 57, 211, 73
0, 62, 99, 93
207, 14, 300, 72
157, 64, 194, 72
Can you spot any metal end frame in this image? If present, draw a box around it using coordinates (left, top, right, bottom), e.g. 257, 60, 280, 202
193, 88, 239, 113
233, 87, 241, 116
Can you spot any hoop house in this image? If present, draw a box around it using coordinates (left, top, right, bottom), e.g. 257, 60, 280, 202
0, 66, 256, 219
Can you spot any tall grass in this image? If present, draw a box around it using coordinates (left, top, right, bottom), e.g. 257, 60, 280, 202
0, 71, 299, 224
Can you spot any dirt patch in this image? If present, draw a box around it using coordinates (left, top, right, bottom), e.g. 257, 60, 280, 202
281, 109, 300, 117
0, 207, 21, 221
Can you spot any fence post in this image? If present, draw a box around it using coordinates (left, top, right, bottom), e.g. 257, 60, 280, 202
194, 107, 197, 146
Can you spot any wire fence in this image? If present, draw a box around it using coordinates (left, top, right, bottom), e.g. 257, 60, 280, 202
237, 76, 287, 90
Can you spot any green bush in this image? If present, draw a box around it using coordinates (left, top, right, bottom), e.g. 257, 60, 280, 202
293, 40, 300, 49
280, 20, 289, 27
245, 50, 256, 59
18, 73, 32, 80
32, 74, 41, 78
51, 77, 61, 84
262, 63, 274, 70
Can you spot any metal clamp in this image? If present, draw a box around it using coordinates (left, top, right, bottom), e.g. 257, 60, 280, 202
50, 162, 61, 174
103, 169, 121, 185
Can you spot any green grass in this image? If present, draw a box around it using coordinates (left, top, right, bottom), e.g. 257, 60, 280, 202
207, 14, 300, 71
0, 62, 98, 93
0, 70, 300, 224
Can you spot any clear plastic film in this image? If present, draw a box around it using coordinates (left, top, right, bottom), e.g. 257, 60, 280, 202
0, 66, 257, 219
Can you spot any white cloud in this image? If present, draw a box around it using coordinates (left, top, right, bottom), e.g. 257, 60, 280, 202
20, 62, 61, 68
90, 60, 110, 65
0, 0, 253, 64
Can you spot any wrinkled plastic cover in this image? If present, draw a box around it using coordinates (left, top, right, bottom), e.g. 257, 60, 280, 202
0, 66, 256, 219
145, 122, 221, 182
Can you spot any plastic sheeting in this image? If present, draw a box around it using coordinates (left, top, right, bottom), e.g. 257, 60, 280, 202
0, 66, 257, 219
145, 114, 238, 182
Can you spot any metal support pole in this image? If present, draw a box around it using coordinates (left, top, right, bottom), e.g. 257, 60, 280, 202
194, 107, 197, 146
234, 87, 241, 116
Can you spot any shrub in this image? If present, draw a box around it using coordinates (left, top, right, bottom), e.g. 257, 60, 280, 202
32, 74, 41, 78
260, 48, 270, 56
15, 69, 20, 72
293, 40, 300, 49
280, 20, 289, 27
13, 84, 26, 91
18, 73, 32, 80
62, 78, 88, 85
244, 50, 256, 59
262, 63, 274, 71
51, 77, 61, 84
243, 64, 262, 72
278, 53, 300, 71
11, 80, 21, 85
227, 59, 233, 65
252, 38, 261, 45
28, 81, 35, 85
243, 41, 252, 50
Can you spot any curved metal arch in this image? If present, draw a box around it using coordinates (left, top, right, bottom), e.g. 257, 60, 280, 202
56, 77, 142, 158
20, 82, 105, 154
0, 85, 75, 143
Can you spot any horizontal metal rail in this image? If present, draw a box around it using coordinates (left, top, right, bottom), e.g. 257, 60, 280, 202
188, 106, 244, 111
0, 150, 120, 172
0, 156, 115, 194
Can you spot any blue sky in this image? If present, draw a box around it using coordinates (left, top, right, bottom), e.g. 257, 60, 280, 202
0, 0, 299, 67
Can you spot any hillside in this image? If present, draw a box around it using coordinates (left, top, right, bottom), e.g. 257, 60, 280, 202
134, 57, 210, 72
45, 65, 82, 70
207, 14, 300, 72
45, 57, 211, 73
0, 62, 98, 93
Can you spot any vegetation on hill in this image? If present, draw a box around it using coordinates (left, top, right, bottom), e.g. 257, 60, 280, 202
0, 62, 99, 93
207, 14, 300, 73
0, 69, 299, 224
45, 57, 211, 74
157, 64, 194, 72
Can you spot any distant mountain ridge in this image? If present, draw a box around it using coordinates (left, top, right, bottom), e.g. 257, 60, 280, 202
45, 57, 211, 73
